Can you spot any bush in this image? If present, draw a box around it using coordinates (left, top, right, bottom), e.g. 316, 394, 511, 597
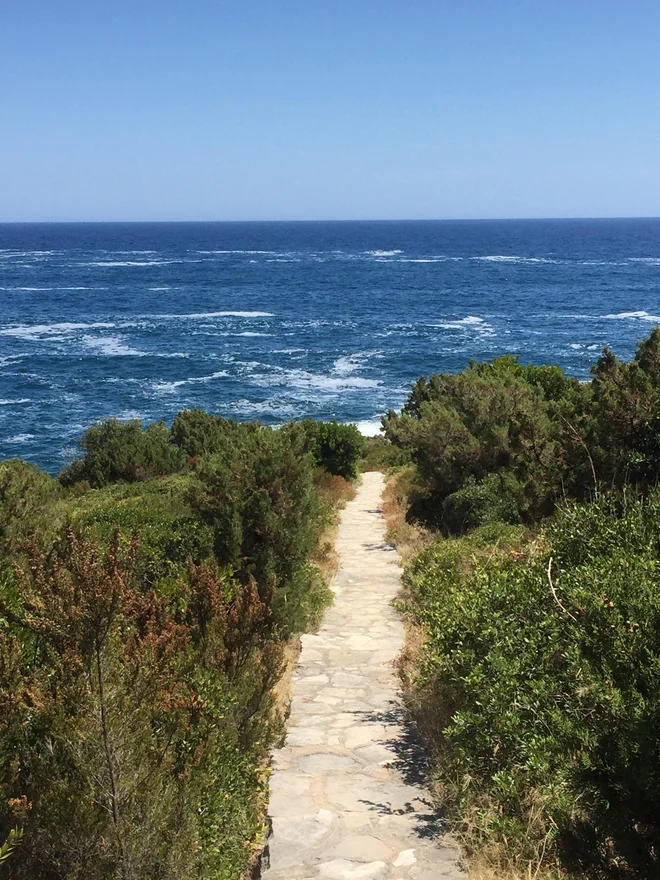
442, 472, 522, 534
171, 409, 251, 459
190, 425, 326, 635
361, 436, 412, 472
283, 420, 364, 480
0, 527, 283, 880
403, 496, 660, 874
60, 419, 185, 488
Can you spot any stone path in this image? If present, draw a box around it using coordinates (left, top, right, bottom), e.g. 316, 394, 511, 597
262, 471, 465, 880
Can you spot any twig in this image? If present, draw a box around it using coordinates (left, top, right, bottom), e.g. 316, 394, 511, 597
547, 556, 577, 622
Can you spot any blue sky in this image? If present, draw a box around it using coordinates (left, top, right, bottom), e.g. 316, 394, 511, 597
1, 0, 659, 221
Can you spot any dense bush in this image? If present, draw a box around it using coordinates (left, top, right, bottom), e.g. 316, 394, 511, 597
191, 425, 328, 635
59, 419, 185, 488
385, 331, 660, 534
170, 409, 253, 459
402, 495, 660, 875
283, 419, 364, 480
0, 527, 283, 880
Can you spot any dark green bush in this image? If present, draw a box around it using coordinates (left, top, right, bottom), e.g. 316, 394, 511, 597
59, 419, 185, 488
403, 496, 660, 874
171, 409, 252, 459
442, 472, 522, 533
190, 425, 327, 635
283, 419, 364, 480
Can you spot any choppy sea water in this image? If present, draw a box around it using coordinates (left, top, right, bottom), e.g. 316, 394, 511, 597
1, 219, 659, 473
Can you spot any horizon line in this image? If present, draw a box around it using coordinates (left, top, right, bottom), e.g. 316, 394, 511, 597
1, 215, 660, 226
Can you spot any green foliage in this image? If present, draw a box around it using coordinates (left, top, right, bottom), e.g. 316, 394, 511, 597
403, 496, 660, 874
0, 459, 61, 558
59, 419, 185, 488
171, 408, 253, 459
361, 435, 412, 472
191, 425, 325, 636
283, 419, 364, 480
442, 472, 522, 533
0, 527, 283, 880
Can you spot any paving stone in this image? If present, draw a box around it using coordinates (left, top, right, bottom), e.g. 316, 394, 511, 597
262, 473, 464, 878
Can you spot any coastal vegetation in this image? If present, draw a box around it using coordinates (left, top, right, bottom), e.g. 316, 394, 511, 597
383, 329, 660, 878
0, 415, 362, 879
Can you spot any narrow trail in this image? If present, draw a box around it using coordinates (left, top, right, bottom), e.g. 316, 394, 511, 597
262, 471, 465, 880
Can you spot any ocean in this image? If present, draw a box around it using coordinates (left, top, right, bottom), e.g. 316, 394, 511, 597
1, 218, 659, 473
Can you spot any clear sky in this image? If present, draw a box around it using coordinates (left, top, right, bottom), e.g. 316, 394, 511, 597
1, 0, 659, 221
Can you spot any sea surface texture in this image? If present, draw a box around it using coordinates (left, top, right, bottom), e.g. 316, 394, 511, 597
1, 219, 659, 473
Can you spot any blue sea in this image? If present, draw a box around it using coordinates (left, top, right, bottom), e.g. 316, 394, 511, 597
1, 219, 659, 473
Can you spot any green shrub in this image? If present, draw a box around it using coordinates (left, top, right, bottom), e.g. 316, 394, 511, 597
171, 408, 252, 459
60, 419, 185, 488
403, 496, 660, 874
442, 472, 522, 534
361, 435, 412, 472
190, 425, 326, 636
283, 419, 364, 480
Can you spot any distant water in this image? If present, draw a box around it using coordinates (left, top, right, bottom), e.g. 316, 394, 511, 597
1, 219, 659, 473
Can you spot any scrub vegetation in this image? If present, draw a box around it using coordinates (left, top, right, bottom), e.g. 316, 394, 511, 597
0, 414, 363, 880
383, 329, 660, 879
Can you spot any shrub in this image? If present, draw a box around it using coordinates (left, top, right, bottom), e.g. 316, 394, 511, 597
403, 496, 660, 874
170, 409, 251, 459
283, 420, 364, 480
190, 425, 326, 635
0, 527, 283, 880
59, 419, 185, 488
442, 472, 522, 534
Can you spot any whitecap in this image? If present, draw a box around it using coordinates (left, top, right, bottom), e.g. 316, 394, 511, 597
431, 316, 494, 334
627, 257, 660, 265
604, 310, 660, 322
0, 321, 115, 340
0, 398, 30, 405
151, 370, 229, 393
6, 433, 35, 443
366, 249, 403, 257
354, 419, 384, 436
160, 310, 274, 319
83, 336, 145, 356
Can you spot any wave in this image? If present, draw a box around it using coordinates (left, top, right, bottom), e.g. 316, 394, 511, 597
86, 260, 179, 267
83, 336, 145, 356
232, 331, 271, 337
332, 351, 378, 376
0, 398, 31, 406
367, 249, 403, 257
0, 321, 115, 340
473, 255, 557, 264
604, 310, 660, 322
627, 258, 660, 265
197, 250, 281, 256
151, 370, 229, 393
431, 316, 494, 334
354, 419, 384, 436
161, 310, 274, 319
6, 433, 35, 443
250, 366, 382, 392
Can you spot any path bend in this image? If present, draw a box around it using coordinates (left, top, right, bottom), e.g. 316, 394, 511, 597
262, 471, 465, 880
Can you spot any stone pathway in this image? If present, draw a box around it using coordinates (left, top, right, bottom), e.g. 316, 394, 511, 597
262, 471, 465, 880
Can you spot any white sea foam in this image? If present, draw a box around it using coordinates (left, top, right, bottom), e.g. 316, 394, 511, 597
474, 255, 556, 264
86, 260, 177, 267
0, 398, 30, 405
6, 433, 35, 443
152, 370, 229, 393
331, 351, 377, 376
367, 249, 403, 257
604, 310, 660, 322
354, 419, 384, 436
83, 336, 145, 356
432, 315, 494, 334
197, 250, 281, 255
161, 310, 274, 319
232, 331, 271, 337
250, 366, 382, 392
627, 258, 660, 265
0, 321, 115, 340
